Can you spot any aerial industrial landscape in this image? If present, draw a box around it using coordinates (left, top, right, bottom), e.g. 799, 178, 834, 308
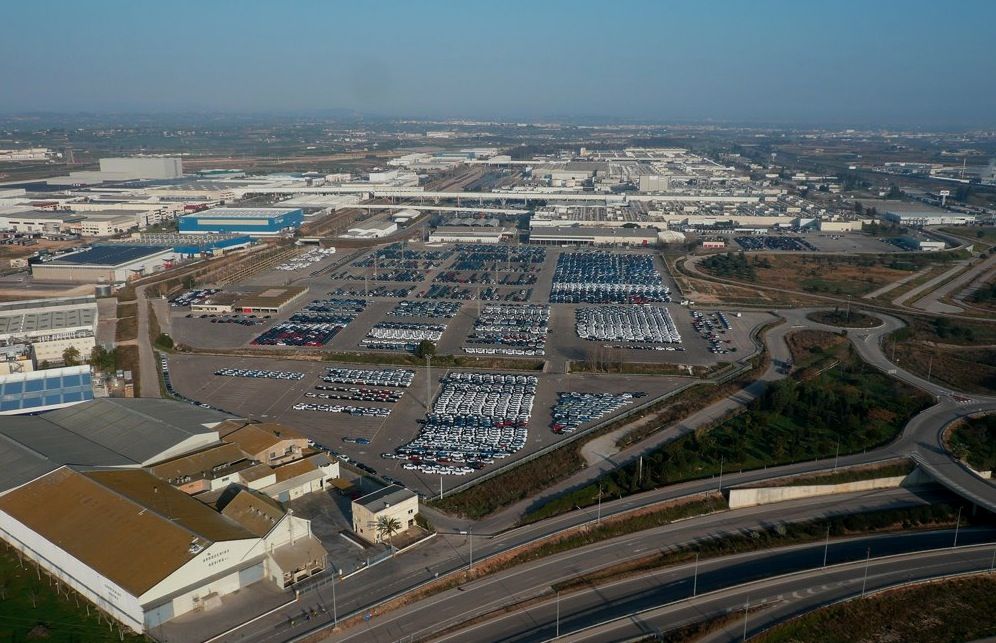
1, 2, 996, 642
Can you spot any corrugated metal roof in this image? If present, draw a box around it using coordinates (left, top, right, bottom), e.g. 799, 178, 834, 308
41, 399, 227, 464
0, 468, 252, 597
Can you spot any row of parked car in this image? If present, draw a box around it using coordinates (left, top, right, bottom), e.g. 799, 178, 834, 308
322, 367, 415, 388
214, 368, 306, 381
388, 300, 462, 319
300, 297, 367, 314
551, 392, 640, 434
306, 385, 404, 403
170, 288, 221, 308
366, 322, 446, 343
352, 243, 452, 270
394, 372, 537, 473
734, 236, 817, 252
304, 393, 401, 404
253, 321, 346, 347
292, 403, 391, 417
276, 247, 336, 271
551, 283, 673, 304
435, 271, 538, 286
450, 244, 546, 270
331, 285, 415, 298
466, 303, 550, 355
553, 251, 662, 286
691, 310, 736, 354
576, 305, 682, 344
208, 316, 263, 326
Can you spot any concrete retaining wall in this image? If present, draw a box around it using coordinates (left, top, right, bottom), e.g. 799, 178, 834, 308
728, 468, 930, 509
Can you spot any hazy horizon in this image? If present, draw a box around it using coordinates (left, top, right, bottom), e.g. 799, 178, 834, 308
3, 0, 996, 128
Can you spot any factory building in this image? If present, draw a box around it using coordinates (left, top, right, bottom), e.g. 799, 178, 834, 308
0, 296, 98, 366
179, 207, 304, 236
0, 400, 331, 633
528, 226, 661, 247
429, 226, 514, 244
98, 157, 184, 180
899, 236, 947, 252
881, 205, 976, 227
233, 286, 309, 314
30, 245, 177, 283
0, 365, 94, 414
0, 208, 83, 234
343, 220, 398, 239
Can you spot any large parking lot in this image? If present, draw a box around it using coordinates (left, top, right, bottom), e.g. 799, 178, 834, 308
160, 243, 774, 494
164, 352, 690, 495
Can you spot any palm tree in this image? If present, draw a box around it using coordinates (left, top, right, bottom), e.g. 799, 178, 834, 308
376, 515, 403, 552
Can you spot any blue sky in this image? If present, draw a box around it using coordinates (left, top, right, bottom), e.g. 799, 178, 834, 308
2, 0, 995, 126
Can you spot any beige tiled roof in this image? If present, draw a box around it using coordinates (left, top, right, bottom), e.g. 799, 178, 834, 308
220, 488, 286, 538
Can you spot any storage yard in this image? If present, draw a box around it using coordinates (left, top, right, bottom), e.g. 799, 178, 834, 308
163, 352, 693, 494
154, 242, 771, 493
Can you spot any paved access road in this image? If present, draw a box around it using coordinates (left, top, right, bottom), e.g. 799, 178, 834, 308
320, 490, 981, 643
554, 541, 996, 642
207, 306, 994, 643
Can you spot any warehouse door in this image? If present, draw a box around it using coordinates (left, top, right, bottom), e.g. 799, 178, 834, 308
239, 562, 265, 587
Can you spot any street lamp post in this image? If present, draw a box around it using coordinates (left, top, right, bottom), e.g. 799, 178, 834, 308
331, 573, 338, 628
693, 551, 699, 597
555, 591, 560, 638
823, 523, 831, 567
742, 597, 750, 641
861, 547, 871, 596
953, 506, 963, 547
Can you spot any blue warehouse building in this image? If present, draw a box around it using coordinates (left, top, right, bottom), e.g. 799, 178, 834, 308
178, 207, 304, 237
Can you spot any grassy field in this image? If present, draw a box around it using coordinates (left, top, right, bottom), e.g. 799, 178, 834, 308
889, 315, 996, 395
805, 309, 881, 328
523, 348, 931, 523
757, 574, 996, 643
700, 252, 971, 297
0, 543, 142, 642
940, 225, 996, 247
947, 414, 996, 471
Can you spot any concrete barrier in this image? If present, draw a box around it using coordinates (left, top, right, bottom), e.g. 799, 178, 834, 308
727, 468, 931, 509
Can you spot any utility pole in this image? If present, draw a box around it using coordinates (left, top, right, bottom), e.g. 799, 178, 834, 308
718, 456, 724, 492
596, 486, 602, 524
861, 547, 871, 596
953, 506, 963, 547
469, 528, 474, 571
823, 523, 831, 567
833, 438, 840, 472
439, 475, 443, 500
638, 456, 643, 485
